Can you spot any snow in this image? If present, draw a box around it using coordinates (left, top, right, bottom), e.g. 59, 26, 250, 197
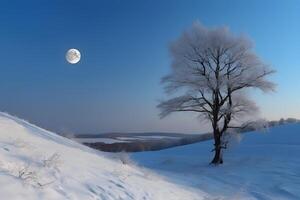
1, 112, 299, 200
116, 136, 179, 141
115, 137, 136, 141
134, 136, 179, 140
0, 112, 208, 200
132, 124, 300, 200
74, 135, 180, 144
74, 138, 129, 144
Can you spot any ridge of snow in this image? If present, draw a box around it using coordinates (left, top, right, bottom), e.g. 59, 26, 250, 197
0, 112, 209, 200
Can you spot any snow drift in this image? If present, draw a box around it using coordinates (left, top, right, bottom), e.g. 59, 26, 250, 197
2, 112, 298, 200
0, 112, 208, 200
133, 124, 300, 199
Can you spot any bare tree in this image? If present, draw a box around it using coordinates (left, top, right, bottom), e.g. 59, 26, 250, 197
158, 22, 275, 165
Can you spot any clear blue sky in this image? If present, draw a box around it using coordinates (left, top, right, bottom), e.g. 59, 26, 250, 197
0, 0, 299, 134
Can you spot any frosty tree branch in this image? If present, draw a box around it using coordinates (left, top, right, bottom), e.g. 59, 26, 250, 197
158, 22, 275, 164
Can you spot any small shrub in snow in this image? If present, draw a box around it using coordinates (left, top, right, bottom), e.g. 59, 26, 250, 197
117, 151, 131, 165
16, 163, 58, 188
8, 154, 62, 188
18, 165, 38, 182
43, 153, 61, 169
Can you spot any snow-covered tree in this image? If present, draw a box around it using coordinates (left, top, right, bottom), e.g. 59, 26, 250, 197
158, 22, 275, 164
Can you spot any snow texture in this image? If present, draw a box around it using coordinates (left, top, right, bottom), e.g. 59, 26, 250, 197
0, 112, 208, 200
132, 124, 300, 200
1, 112, 298, 200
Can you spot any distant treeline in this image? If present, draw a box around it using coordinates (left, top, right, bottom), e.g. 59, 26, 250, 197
268, 118, 300, 127
83, 133, 212, 152
78, 118, 300, 153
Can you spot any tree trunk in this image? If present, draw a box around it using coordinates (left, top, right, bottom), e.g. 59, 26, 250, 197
210, 131, 223, 165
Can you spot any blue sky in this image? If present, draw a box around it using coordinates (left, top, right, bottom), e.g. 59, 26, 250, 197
0, 0, 299, 134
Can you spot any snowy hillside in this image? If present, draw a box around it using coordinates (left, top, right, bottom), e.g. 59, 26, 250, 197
2, 112, 299, 200
132, 124, 300, 200
0, 113, 209, 200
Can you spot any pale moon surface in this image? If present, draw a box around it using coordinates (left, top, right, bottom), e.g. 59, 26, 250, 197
66, 48, 81, 64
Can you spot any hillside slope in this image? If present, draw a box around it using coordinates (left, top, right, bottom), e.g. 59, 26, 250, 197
132, 124, 300, 200
0, 113, 208, 200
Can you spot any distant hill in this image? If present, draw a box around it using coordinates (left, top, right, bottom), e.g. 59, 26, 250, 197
72, 118, 300, 152
73, 132, 212, 152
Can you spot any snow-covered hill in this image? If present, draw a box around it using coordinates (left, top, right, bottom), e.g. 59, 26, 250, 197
0, 113, 209, 200
2, 112, 299, 200
132, 124, 300, 200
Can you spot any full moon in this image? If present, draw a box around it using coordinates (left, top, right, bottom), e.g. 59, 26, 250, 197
66, 48, 81, 64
